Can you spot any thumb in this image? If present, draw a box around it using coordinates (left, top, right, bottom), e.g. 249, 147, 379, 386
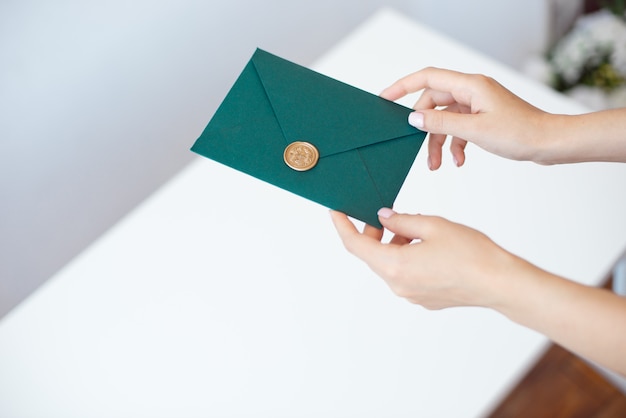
378, 209, 439, 240
409, 109, 479, 141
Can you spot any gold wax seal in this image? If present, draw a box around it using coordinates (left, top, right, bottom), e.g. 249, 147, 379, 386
283, 141, 319, 171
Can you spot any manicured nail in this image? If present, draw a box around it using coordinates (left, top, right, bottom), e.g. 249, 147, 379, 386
408, 112, 424, 129
377, 207, 396, 219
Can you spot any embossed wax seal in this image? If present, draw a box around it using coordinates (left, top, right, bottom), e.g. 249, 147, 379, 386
283, 141, 319, 171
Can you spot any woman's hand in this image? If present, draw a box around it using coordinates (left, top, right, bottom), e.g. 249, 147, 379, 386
330, 209, 626, 376
330, 208, 522, 310
380, 67, 550, 169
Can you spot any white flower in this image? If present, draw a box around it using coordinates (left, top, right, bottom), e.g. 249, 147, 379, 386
579, 10, 626, 42
550, 9, 626, 84
581, 10, 626, 76
611, 37, 626, 76
551, 29, 593, 83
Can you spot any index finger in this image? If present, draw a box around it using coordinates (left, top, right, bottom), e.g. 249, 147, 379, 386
329, 211, 385, 259
380, 67, 474, 104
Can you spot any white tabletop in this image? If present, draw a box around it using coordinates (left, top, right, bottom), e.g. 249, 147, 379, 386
1, 8, 626, 418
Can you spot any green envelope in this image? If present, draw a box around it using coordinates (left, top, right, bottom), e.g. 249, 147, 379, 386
191, 49, 426, 228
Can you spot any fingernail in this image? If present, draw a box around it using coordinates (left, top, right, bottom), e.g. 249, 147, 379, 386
453, 156, 459, 167
408, 112, 424, 129
377, 207, 396, 219
427, 156, 433, 171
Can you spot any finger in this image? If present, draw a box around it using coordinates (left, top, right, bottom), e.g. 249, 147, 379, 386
450, 137, 467, 167
427, 133, 447, 171
363, 223, 384, 241
329, 210, 383, 258
416, 108, 483, 142
414, 88, 456, 110
389, 234, 413, 245
380, 79, 420, 101
381, 67, 474, 103
379, 213, 440, 241
330, 210, 358, 235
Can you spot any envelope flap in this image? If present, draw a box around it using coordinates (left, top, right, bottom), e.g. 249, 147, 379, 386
251, 49, 418, 157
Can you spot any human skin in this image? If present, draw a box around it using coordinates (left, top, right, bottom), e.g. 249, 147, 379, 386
331, 67, 626, 376
379, 67, 626, 168
331, 210, 626, 376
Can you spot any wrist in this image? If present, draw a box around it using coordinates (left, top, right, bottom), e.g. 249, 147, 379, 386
488, 257, 566, 329
462, 246, 531, 311
477, 250, 548, 315
531, 110, 626, 165
527, 112, 565, 165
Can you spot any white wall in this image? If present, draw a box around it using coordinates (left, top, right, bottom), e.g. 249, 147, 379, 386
0, 0, 553, 318
411, 0, 550, 68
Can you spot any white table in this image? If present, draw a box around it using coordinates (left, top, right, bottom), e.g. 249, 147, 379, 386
1, 8, 625, 418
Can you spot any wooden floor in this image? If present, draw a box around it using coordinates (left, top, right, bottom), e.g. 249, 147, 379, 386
486, 277, 626, 417
487, 344, 626, 417
488, 2, 626, 416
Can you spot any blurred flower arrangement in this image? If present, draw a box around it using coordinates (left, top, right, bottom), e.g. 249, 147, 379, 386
527, 1, 626, 110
